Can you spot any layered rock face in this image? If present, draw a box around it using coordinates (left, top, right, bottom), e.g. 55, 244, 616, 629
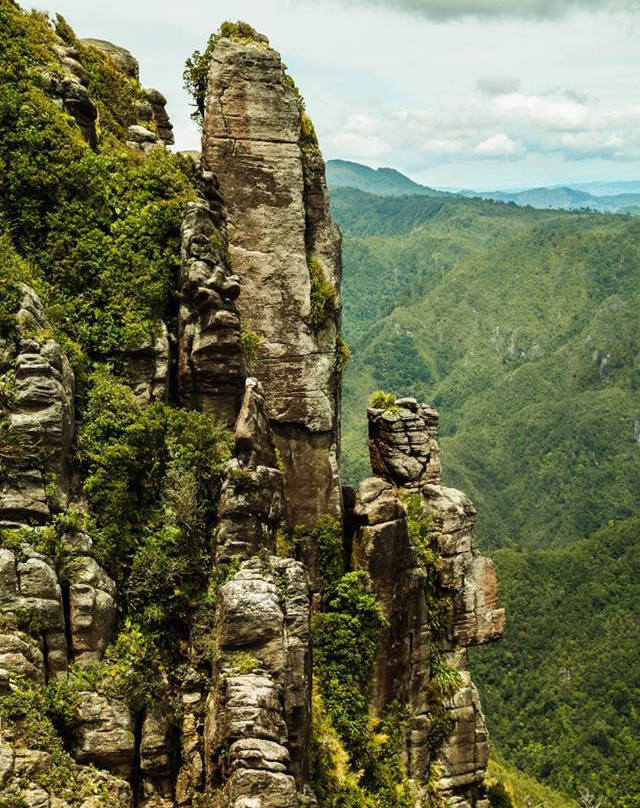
0, 25, 503, 808
351, 400, 505, 808
202, 37, 342, 527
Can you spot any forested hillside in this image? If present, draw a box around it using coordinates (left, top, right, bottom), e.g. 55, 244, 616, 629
473, 517, 640, 806
335, 188, 640, 548
333, 179, 640, 808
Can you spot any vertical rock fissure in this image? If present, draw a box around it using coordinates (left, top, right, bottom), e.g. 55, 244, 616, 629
60, 578, 74, 666
131, 707, 145, 808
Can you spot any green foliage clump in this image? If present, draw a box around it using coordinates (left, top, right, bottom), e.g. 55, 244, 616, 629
307, 515, 344, 597
0, 232, 30, 338
309, 254, 337, 328
0, 677, 121, 802
310, 684, 368, 808
240, 327, 263, 364
76, 370, 233, 632
312, 571, 387, 765
336, 337, 351, 373
486, 781, 516, 808
487, 754, 579, 808
0, 369, 18, 411
368, 390, 397, 411
0, 2, 197, 359
227, 652, 259, 675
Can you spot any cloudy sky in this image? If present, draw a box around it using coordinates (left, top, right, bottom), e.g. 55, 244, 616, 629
32, 0, 640, 189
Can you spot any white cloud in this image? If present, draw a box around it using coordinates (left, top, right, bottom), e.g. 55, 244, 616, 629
322, 86, 640, 169
474, 134, 524, 156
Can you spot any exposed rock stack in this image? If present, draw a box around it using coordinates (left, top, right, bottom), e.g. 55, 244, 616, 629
177, 192, 245, 426
202, 35, 342, 527
351, 400, 505, 808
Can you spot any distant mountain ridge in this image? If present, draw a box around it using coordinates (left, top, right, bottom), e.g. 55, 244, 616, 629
461, 185, 640, 213
326, 159, 449, 197
326, 159, 640, 213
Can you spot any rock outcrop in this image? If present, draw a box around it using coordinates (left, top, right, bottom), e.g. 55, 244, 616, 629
0, 23, 503, 808
349, 400, 505, 808
0, 286, 74, 529
202, 35, 342, 527
178, 188, 245, 426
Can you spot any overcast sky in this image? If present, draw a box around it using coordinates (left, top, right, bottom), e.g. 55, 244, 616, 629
31, 0, 640, 189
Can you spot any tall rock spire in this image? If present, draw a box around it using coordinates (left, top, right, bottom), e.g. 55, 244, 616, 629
201, 32, 342, 528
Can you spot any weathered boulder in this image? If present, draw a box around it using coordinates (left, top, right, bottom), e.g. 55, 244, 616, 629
214, 378, 285, 562
202, 35, 342, 527
73, 691, 136, 778
368, 399, 441, 486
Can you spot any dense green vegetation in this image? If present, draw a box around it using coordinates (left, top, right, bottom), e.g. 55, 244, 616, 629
473, 517, 640, 807
334, 187, 640, 548
0, 1, 197, 361
333, 175, 640, 807
487, 755, 578, 808
0, 5, 236, 783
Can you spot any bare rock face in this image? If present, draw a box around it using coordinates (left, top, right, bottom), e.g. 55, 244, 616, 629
354, 398, 505, 808
368, 398, 441, 486
73, 691, 136, 778
202, 35, 342, 527
214, 378, 285, 562
178, 198, 246, 426
0, 287, 74, 529
422, 485, 505, 648
63, 530, 117, 667
205, 556, 312, 807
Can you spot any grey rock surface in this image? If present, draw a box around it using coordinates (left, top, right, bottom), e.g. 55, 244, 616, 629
0, 287, 74, 529
178, 199, 246, 425
202, 37, 342, 527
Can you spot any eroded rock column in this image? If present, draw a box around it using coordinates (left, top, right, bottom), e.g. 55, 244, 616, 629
349, 398, 505, 808
202, 35, 342, 527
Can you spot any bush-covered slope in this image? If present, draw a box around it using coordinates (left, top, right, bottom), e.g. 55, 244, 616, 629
335, 188, 640, 547
0, 0, 197, 361
472, 517, 640, 807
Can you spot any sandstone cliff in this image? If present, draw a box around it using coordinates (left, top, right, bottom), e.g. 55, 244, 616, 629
0, 17, 503, 808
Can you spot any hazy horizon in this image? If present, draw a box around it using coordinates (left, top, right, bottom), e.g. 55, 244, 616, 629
28, 0, 640, 190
